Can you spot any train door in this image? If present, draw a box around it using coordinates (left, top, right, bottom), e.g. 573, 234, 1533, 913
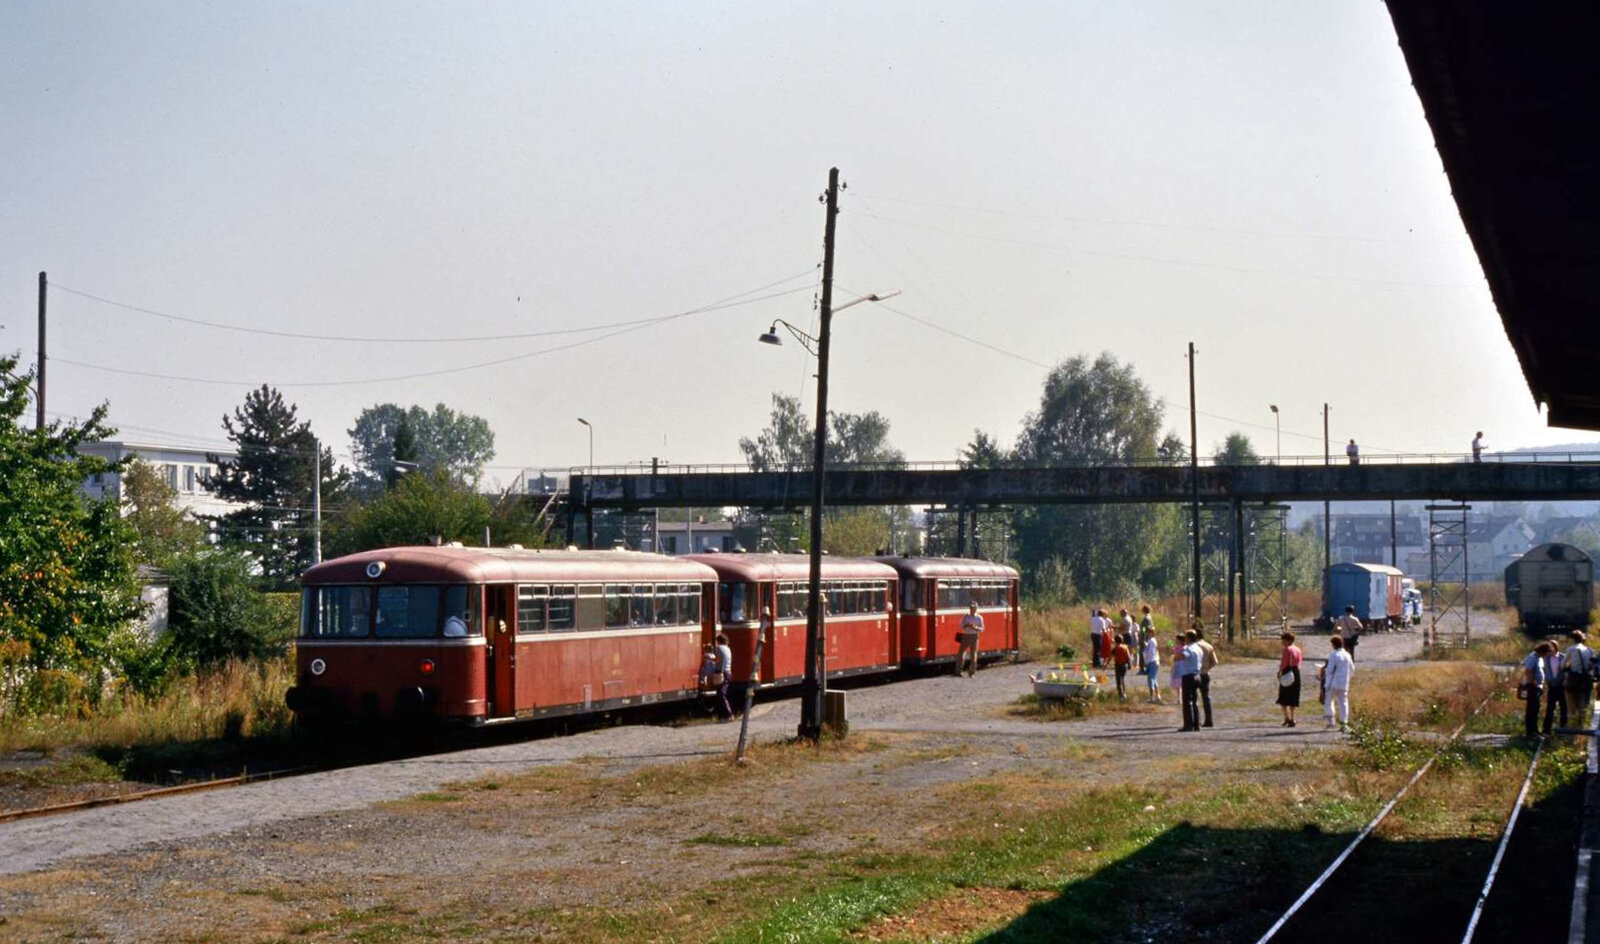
487, 584, 517, 719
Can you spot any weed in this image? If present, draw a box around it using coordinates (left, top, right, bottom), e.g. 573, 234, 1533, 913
684, 832, 788, 848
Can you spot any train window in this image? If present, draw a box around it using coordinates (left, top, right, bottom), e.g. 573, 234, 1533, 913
547, 585, 577, 631
681, 585, 702, 625
517, 585, 549, 634
720, 582, 751, 622
604, 585, 630, 629
375, 586, 442, 638
301, 586, 371, 637
441, 585, 480, 637
574, 585, 604, 631
630, 585, 653, 626
902, 580, 921, 612
653, 587, 677, 625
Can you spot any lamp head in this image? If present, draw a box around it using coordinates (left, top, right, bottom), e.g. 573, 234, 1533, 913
577, 417, 591, 428
758, 325, 782, 346
1270, 404, 1279, 414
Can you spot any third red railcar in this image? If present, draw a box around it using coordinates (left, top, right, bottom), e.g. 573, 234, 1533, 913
875, 556, 1021, 667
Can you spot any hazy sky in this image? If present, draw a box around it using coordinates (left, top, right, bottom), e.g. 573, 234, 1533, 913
0, 3, 1574, 485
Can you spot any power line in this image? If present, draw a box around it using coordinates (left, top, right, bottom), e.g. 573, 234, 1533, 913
849, 191, 1459, 246
52, 282, 817, 388
49, 267, 819, 343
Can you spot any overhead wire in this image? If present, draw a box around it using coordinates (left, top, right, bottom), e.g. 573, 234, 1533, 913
48, 267, 820, 344
51, 281, 818, 388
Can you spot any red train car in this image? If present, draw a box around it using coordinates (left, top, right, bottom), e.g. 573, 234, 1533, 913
287, 547, 718, 724
687, 553, 899, 689
875, 557, 1020, 667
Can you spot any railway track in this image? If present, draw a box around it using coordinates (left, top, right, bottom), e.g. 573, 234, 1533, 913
1254, 691, 1562, 944
0, 764, 316, 826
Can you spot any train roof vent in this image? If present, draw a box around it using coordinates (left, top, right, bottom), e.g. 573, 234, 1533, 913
507, 543, 525, 550
566, 544, 579, 551
446, 541, 464, 548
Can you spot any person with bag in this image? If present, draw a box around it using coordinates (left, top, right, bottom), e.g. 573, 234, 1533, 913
702, 633, 734, 722
1521, 641, 1551, 739
1564, 630, 1596, 722
955, 602, 984, 677
1277, 631, 1303, 727
1334, 605, 1363, 661
1543, 638, 1567, 735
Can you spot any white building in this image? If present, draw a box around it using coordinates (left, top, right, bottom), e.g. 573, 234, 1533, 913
77, 441, 245, 520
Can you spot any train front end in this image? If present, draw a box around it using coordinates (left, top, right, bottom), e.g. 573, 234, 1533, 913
287, 549, 489, 725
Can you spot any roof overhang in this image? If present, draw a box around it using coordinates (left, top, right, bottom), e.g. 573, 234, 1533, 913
1385, 1, 1600, 428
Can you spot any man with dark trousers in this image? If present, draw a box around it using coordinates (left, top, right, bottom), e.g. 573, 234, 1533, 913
1192, 626, 1219, 728
1177, 630, 1204, 731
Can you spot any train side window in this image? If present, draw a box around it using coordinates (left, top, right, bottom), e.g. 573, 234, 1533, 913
547, 585, 576, 631
902, 581, 921, 612
681, 584, 702, 625
653, 586, 677, 625
517, 585, 549, 634
630, 585, 653, 626
604, 585, 630, 629
720, 582, 749, 622
574, 585, 603, 630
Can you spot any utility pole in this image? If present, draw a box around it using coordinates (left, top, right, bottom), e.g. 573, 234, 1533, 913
1323, 403, 1331, 621
313, 436, 323, 565
1189, 342, 1201, 624
799, 167, 840, 742
36, 272, 46, 430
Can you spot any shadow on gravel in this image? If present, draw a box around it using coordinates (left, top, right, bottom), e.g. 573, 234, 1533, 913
973, 776, 1580, 944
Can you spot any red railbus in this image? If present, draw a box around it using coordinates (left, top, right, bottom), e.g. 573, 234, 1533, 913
875, 557, 1020, 667
687, 553, 900, 690
287, 547, 718, 724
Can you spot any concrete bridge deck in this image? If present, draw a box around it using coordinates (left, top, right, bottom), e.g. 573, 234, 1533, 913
569, 456, 1600, 511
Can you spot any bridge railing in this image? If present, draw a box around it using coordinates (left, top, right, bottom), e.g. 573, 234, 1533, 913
565, 450, 1600, 478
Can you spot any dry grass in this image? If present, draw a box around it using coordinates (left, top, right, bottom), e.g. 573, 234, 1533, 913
0, 659, 294, 755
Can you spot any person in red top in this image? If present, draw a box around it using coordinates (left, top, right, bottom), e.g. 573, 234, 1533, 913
1112, 633, 1133, 701
1277, 631, 1303, 727
1100, 626, 1114, 666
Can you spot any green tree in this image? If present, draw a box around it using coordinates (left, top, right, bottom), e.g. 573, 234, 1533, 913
327, 470, 492, 555
0, 355, 143, 681
121, 459, 209, 567
348, 403, 496, 494
1010, 353, 1185, 600
739, 393, 906, 470
165, 550, 294, 668
207, 385, 345, 588
1213, 432, 1261, 466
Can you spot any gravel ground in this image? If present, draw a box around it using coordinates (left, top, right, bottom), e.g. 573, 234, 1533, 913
0, 621, 1481, 942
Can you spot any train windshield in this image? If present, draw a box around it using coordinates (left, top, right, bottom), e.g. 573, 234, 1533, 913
719, 582, 754, 622
300, 584, 480, 638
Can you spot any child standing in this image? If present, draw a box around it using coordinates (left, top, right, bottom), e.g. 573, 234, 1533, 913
1142, 631, 1163, 703
1112, 633, 1132, 701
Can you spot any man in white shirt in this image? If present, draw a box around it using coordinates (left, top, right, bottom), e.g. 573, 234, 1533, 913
1323, 636, 1354, 730
956, 603, 984, 677
1472, 431, 1486, 463
1565, 630, 1596, 721
1089, 609, 1106, 668
1346, 439, 1360, 465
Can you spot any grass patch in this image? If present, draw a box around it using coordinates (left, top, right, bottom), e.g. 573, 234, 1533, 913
1419, 632, 1529, 665
0, 752, 124, 788
1010, 690, 1157, 722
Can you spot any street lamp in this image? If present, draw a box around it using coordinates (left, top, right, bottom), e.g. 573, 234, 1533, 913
576, 417, 593, 471
758, 286, 897, 741
1269, 404, 1280, 465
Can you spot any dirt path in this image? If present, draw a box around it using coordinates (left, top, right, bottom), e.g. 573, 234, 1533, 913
0, 621, 1491, 942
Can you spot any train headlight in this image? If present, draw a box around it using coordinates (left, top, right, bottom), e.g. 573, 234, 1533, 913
419, 659, 436, 676
310, 658, 327, 676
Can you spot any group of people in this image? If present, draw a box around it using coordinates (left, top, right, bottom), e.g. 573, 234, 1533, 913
1520, 630, 1597, 738
1346, 431, 1487, 465
1089, 607, 1220, 731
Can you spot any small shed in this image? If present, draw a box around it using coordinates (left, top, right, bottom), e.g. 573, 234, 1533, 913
1326, 562, 1405, 627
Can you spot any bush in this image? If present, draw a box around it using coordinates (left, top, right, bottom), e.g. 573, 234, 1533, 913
166, 551, 292, 669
